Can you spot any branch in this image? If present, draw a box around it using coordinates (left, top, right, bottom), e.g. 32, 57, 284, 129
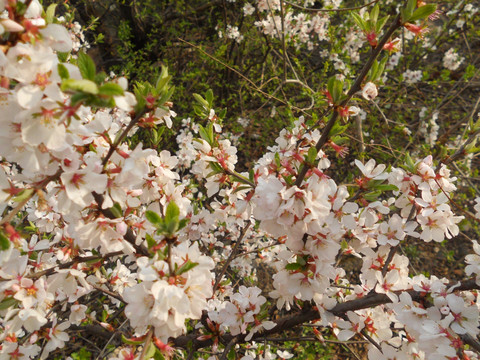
294, 13, 402, 187
102, 108, 149, 167
284, 0, 380, 13
171, 278, 480, 351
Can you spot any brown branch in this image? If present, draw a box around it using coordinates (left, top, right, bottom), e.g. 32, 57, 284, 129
102, 108, 148, 167
284, 0, 380, 12
27, 251, 123, 279
172, 279, 480, 351
294, 13, 401, 187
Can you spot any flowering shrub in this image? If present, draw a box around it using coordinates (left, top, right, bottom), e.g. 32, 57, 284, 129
0, 0, 480, 359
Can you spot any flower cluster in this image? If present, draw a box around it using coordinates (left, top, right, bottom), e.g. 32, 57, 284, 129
0, 1, 479, 359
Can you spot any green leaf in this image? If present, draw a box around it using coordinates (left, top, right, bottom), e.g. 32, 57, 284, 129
306, 146, 318, 164
0, 233, 10, 251
69, 92, 90, 106
376, 184, 399, 192
351, 12, 366, 30
0, 297, 16, 310
57, 63, 70, 80
165, 201, 180, 224
193, 93, 209, 109
178, 218, 189, 231
176, 260, 199, 275
121, 334, 145, 345
364, 190, 381, 202
109, 203, 123, 218
376, 15, 390, 33
404, 153, 416, 173
146, 210, 164, 227
99, 83, 125, 96
330, 122, 349, 137
205, 89, 214, 107
327, 76, 343, 104
370, 4, 379, 24
403, 0, 417, 21
164, 202, 180, 235
297, 256, 307, 266
12, 188, 34, 202
275, 152, 282, 168
146, 233, 157, 249
77, 51, 96, 81
45, 3, 57, 24
156, 66, 171, 91
198, 125, 211, 145
144, 343, 156, 359
61, 79, 99, 94
70, 348, 92, 360
285, 263, 303, 271
408, 4, 437, 22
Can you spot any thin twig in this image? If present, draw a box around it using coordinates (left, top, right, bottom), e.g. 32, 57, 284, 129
139, 328, 154, 360
284, 0, 380, 12
178, 38, 310, 116
212, 221, 251, 295
102, 108, 148, 167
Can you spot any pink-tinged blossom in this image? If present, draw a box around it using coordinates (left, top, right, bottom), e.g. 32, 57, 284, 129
362, 82, 378, 100
466, 240, 480, 284
41, 318, 70, 357
60, 168, 108, 207
355, 159, 388, 180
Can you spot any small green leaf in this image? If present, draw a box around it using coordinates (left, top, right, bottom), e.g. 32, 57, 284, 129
61, 79, 99, 94
146, 233, 157, 249
144, 343, 156, 359
376, 15, 390, 33
193, 93, 209, 109
0, 297, 17, 310
205, 89, 214, 107
77, 51, 96, 81
285, 263, 303, 271
351, 12, 366, 30
176, 260, 199, 275
69, 92, 90, 106
99, 83, 125, 96
328, 76, 343, 104
121, 334, 145, 345
376, 184, 399, 192
403, 0, 417, 21
297, 256, 307, 266
45, 3, 57, 24
12, 188, 34, 202
306, 147, 318, 164
164, 202, 180, 235
0, 233, 10, 251
57, 63, 70, 80
146, 210, 164, 227
109, 203, 123, 218
408, 4, 437, 22
178, 218, 189, 231
198, 125, 211, 145
274, 152, 281, 168
364, 190, 381, 202
165, 201, 180, 224
370, 4, 379, 24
